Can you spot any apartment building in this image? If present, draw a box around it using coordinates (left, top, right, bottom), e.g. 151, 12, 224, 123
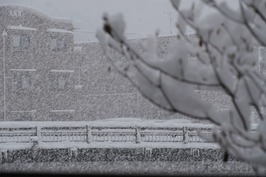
0, 5, 76, 121
1, 5, 263, 122
0, 5, 172, 122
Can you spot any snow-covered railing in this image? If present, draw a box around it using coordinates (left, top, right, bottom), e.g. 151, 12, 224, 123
0, 127, 36, 143
0, 121, 211, 147
0, 120, 258, 150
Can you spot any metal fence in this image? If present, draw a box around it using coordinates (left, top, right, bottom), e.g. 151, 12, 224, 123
0, 121, 215, 150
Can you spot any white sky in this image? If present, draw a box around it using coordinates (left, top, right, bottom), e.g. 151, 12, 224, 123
0, 0, 237, 43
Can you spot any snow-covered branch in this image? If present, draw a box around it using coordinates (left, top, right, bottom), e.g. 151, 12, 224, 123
97, 0, 266, 174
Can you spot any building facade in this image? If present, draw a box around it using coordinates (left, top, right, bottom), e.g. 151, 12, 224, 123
0, 5, 173, 122
0, 5, 76, 121
0, 5, 264, 122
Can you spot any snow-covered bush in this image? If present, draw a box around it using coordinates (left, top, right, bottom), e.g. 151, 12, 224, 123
97, 0, 266, 174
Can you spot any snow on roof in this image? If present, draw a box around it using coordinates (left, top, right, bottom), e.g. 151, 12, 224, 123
7, 25, 36, 31
50, 69, 74, 73
0, 4, 72, 24
10, 68, 36, 72
47, 28, 73, 34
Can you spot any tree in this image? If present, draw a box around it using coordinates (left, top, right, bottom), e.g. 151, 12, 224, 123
97, 0, 266, 174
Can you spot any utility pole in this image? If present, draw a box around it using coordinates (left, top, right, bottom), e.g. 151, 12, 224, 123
2, 30, 7, 121
163, 11, 173, 34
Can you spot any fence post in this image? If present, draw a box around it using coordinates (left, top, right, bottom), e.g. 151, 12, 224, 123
86, 125, 92, 144
0, 151, 2, 164
135, 126, 141, 144
183, 127, 188, 144
69, 147, 78, 160
36, 126, 41, 141
31, 126, 41, 162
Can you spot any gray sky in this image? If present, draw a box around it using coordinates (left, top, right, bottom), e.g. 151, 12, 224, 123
1, 0, 181, 42
0, 0, 237, 43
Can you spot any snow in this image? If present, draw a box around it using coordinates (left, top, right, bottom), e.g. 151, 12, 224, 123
170, 0, 181, 9
74, 46, 82, 52
0, 119, 221, 152
107, 13, 126, 40
1, 1, 266, 174
135, 60, 160, 86
96, 1, 266, 171
0, 143, 33, 150
216, 58, 236, 94
37, 141, 219, 150
10, 69, 36, 72
0, 119, 215, 129
10, 110, 36, 113
50, 110, 75, 113
217, 1, 244, 23
161, 74, 211, 119
0, 141, 219, 151
7, 25, 36, 31
50, 70, 74, 73
74, 85, 83, 89
0, 161, 253, 175
47, 28, 73, 34
143, 34, 157, 56
0, 119, 258, 130
132, 68, 172, 110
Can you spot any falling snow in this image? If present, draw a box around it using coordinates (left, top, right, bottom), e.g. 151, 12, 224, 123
0, 0, 266, 176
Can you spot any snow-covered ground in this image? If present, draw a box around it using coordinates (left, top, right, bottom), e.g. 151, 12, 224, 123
0, 161, 253, 175
0, 118, 211, 128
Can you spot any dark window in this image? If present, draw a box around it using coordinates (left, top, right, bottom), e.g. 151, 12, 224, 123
50, 37, 67, 51
12, 71, 35, 91
12, 34, 30, 49
50, 72, 71, 90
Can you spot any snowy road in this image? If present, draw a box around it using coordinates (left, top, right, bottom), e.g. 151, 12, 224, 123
0, 161, 254, 175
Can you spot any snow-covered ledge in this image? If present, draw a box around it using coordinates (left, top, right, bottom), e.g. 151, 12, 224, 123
7, 25, 36, 31
47, 28, 73, 34
50, 70, 74, 73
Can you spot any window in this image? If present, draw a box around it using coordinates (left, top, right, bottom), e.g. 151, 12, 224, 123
12, 69, 35, 91
50, 70, 73, 90
50, 37, 67, 51
12, 34, 30, 49
58, 74, 67, 89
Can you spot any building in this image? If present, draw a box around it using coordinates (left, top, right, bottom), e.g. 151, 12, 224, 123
0, 5, 263, 122
0, 5, 76, 121
0, 5, 173, 122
